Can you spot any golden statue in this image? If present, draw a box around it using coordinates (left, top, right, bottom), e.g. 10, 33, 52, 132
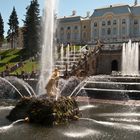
45, 68, 60, 97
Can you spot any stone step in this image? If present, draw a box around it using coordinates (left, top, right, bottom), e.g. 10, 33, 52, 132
89, 76, 140, 83
55, 60, 78, 65
82, 88, 140, 100
85, 81, 140, 90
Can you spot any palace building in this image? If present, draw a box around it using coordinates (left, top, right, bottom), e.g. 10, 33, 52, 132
57, 1, 140, 45
57, 1, 140, 75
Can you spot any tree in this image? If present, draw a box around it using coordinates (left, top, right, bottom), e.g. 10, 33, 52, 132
7, 7, 19, 49
23, 0, 40, 56
0, 13, 4, 48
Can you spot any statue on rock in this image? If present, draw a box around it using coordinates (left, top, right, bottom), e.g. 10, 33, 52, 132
45, 68, 60, 97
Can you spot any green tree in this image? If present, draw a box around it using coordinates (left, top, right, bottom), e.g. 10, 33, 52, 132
0, 13, 4, 48
7, 7, 19, 49
23, 0, 40, 56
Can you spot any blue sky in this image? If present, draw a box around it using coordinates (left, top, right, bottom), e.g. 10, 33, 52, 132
0, 0, 135, 36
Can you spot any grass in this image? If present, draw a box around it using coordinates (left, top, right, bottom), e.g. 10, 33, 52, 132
0, 49, 39, 74
12, 60, 39, 75
0, 49, 21, 72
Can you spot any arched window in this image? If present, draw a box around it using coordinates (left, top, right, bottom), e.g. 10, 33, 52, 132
94, 29, 97, 36
83, 25, 86, 29
134, 19, 138, 25
60, 33, 64, 42
122, 27, 126, 35
134, 27, 139, 36
122, 19, 126, 24
67, 26, 71, 30
113, 20, 117, 25
94, 22, 97, 27
107, 20, 111, 25
107, 28, 111, 35
67, 32, 71, 40
102, 28, 105, 35
83, 32, 86, 39
60, 27, 64, 31
102, 21, 106, 26
74, 26, 78, 30
113, 28, 117, 35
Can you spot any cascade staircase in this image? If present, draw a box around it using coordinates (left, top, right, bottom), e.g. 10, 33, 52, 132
55, 43, 103, 77
77, 76, 140, 100
55, 45, 89, 77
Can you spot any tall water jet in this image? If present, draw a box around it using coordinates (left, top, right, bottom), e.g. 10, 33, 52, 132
74, 45, 76, 62
66, 44, 70, 71
39, 0, 57, 94
122, 40, 139, 76
61, 44, 64, 65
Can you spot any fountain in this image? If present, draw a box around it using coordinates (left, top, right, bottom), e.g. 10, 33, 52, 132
122, 40, 139, 76
66, 44, 70, 71
61, 44, 64, 66
1, 0, 140, 140
38, 0, 56, 95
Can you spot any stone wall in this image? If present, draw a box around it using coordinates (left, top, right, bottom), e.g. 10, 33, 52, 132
96, 50, 121, 74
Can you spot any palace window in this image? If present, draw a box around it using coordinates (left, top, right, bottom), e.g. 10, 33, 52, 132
60, 33, 64, 42
122, 19, 126, 24
134, 27, 139, 35
67, 26, 71, 30
94, 22, 97, 27
134, 19, 138, 25
83, 32, 87, 39
60, 27, 64, 31
107, 28, 111, 35
67, 32, 71, 40
83, 25, 86, 29
102, 28, 105, 35
122, 27, 126, 35
102, 21, 106, 26
94, 29, 97, 36
74, 26, 78, 30
107, 20, 111, 25
113, 20, 117, 25
74, 32, 78, 41
113, 28, 117, 35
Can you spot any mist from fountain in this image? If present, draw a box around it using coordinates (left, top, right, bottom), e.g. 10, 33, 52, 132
0, 76, 37, 99
70, 77, 89, 97
122, 40, 139, 76
38, 0, 57, 95
5, 77, 37, 97
11, 77, 36, 97
0, 77, 23, 98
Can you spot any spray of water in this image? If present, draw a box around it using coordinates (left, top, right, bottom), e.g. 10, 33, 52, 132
61, 44, 64, 66
0, 77, 23, 98
0, 119, 25, 132
122, 40, 139, 76
5, 77, 36, 97
39, 0, 57, 95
